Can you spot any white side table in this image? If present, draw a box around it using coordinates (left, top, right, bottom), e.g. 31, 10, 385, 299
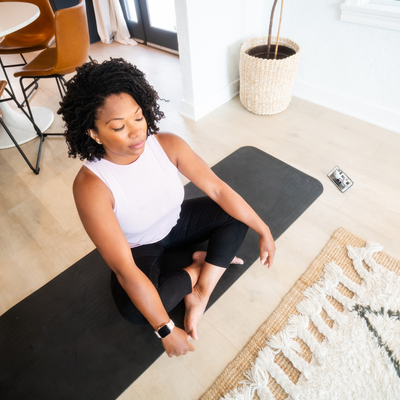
0, 2, 40, 36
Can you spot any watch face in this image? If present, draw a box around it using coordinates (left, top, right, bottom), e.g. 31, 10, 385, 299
158, 324, 172, 338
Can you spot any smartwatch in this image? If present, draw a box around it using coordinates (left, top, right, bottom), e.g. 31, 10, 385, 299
154, 319, 175, 339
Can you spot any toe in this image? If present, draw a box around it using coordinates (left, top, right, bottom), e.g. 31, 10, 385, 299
190, 328, 199, 341
232, 256, 244, 265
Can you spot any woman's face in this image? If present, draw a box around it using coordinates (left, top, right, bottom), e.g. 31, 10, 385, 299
89, 93, 148, 165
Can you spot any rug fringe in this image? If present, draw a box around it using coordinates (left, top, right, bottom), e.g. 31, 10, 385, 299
219, 240, 394, 400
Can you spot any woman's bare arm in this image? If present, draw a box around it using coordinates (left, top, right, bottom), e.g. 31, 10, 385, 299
73, 167, 194, 356
156, 133, 276, 267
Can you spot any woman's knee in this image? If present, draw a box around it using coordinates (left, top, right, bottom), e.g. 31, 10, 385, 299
224, 217, 249, 245
232, 218, 249, 238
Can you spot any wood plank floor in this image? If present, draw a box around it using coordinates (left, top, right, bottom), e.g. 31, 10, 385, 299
1, 42, 399, 400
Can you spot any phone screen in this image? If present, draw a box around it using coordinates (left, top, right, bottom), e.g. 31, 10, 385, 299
327, 166, 354, 193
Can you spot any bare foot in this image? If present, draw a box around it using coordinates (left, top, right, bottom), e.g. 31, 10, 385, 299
184, 285, 209, 341
184, 252, 244, 340
192, 251, 207, 263
192, 251, 244, 265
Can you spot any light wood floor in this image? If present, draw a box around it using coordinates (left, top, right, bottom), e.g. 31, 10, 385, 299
1, 42, 399, 400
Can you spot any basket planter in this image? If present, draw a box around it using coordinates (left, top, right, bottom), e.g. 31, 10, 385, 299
239, 36, 300, 115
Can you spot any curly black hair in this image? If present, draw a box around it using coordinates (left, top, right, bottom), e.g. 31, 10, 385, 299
58, 58, 165, 161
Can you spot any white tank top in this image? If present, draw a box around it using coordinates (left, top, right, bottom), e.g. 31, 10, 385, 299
83, 135, 184, 248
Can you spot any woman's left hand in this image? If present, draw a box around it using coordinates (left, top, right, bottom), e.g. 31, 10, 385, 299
259, 228, 276, 269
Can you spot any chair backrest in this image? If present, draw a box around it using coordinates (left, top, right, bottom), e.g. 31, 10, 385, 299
53, 0, 90, 75
0, 0, 55, 47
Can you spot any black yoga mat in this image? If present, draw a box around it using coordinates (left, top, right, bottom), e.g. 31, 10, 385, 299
0, 147, 323, 400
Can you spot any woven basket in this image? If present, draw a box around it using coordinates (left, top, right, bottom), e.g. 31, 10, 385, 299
239, 36, 300, 115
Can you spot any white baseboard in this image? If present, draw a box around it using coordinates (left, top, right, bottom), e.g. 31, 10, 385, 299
292, 80, 400, 135
181, 79, 239, 121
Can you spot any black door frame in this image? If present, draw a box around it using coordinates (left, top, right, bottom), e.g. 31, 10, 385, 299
119, 0, 178, 52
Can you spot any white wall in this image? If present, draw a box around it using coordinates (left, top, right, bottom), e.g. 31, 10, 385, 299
175, 0, 266, 120
176, 0, 400, 134
274, 0, 400, 134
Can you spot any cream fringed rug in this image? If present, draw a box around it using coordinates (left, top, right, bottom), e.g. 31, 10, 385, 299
200, 228, 400, 400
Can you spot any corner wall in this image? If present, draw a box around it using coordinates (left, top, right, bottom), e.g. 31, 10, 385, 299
267, 0, 400, 133
175, 0, 266, 121
176, 0, 400, 134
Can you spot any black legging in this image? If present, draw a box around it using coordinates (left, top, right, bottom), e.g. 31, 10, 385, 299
110, 196, 248, 324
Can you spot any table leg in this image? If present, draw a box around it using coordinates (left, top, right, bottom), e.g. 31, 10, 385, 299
0, 100, 54, 149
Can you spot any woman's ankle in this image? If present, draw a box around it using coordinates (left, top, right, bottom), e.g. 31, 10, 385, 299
189, 283, 210, 304
194, 263, 226, 298
183, 262, 202, 288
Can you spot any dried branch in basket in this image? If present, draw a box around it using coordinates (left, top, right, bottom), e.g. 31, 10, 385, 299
275, 0, 284, 59
267, 0, 279, 59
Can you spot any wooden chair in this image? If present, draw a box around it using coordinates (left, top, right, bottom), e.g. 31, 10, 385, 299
15, 0, 90, 118
13, 0, 90, 174
0, 0, 55, 101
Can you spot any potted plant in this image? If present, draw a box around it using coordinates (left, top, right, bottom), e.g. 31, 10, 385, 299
239, 0, 300, 115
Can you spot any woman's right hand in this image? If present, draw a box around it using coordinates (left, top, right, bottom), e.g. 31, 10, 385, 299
161, 326, 195, 357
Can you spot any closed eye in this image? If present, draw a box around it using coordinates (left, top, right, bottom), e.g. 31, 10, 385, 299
113, 125, 125, 132
136, 117, 144, 122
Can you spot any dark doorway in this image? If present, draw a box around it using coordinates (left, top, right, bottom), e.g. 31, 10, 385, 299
119, 0, 178, 52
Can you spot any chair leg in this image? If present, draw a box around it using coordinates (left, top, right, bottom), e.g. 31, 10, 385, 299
55, 77, 67, 98
59, 76, 68, 97
20, 78, 40, 107
0, 57, 16, 100
18, 55, 39, 106
19, 77, 64, 138
0, 117, 42, 174
18, 77, 43, 137
0, 55, 38, 102
3, 75, 66, 174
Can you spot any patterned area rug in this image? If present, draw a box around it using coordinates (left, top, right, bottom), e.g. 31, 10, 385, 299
200, 228, 400, 400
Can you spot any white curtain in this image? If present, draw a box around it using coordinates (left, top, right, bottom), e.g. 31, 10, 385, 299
92, 0, 137, 46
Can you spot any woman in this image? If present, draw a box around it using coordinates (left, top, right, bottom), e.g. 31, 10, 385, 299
59, 58, 275, 358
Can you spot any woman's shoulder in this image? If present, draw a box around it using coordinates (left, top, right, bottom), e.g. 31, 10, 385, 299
74, 165, 96, 193
154, 132, 188, 166
73, 164, 111, 200
154, 132, 188, 153
154, 131, 181, 145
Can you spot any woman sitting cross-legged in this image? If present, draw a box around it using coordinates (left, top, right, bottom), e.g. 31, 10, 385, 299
58, 58, 276, 358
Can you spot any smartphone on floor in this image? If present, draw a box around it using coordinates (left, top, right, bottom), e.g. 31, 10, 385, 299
327, 166, 354, 193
